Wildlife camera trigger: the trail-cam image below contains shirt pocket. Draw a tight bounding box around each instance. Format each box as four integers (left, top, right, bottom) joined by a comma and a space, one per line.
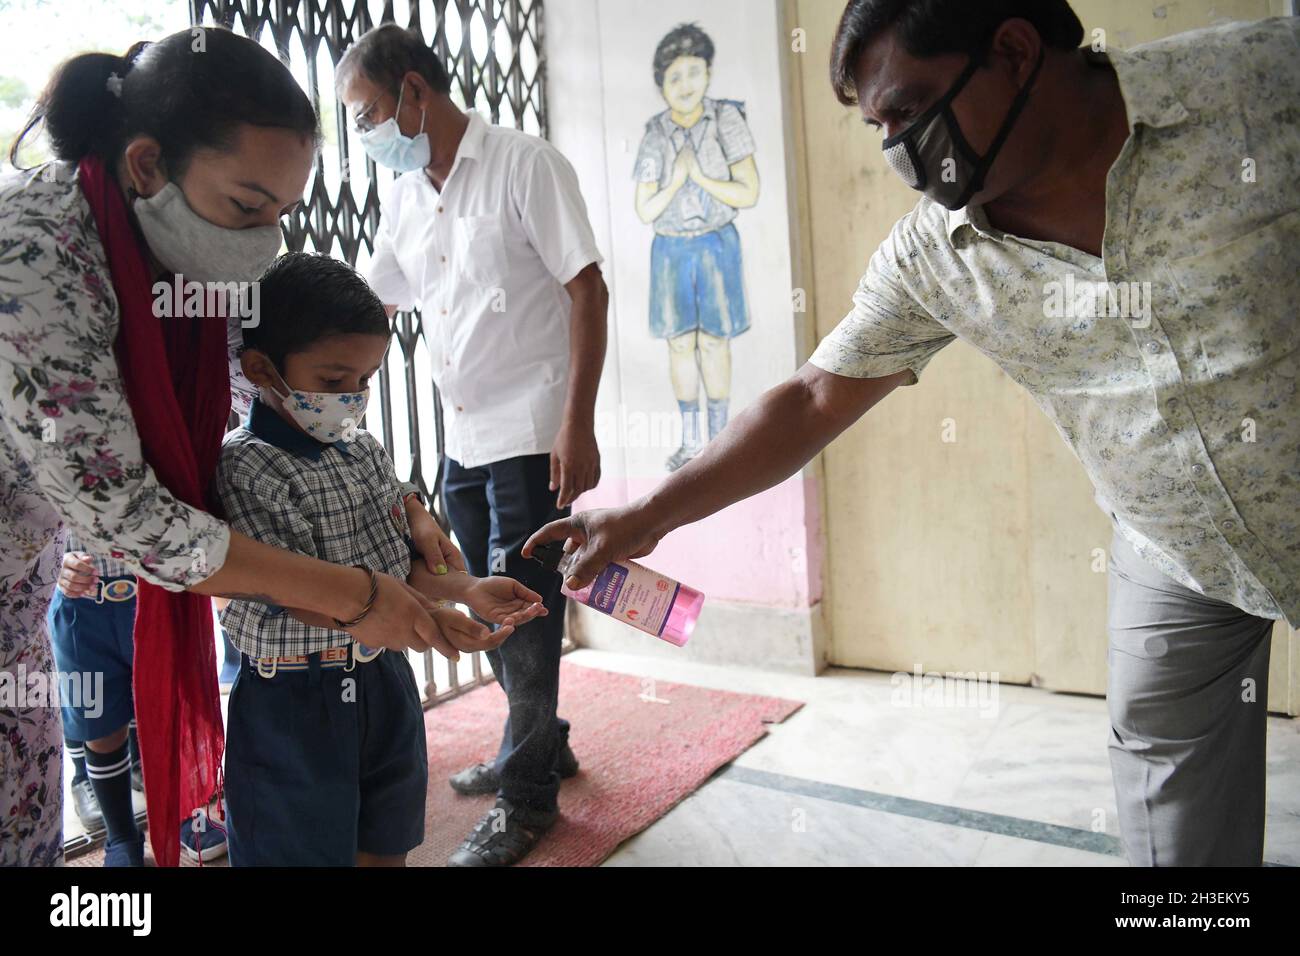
1164, 207, 1300, 380
453, 214, 508, 289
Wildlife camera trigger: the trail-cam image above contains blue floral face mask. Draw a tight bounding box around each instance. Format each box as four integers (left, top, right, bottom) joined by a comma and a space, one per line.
265, 368, 369, 443
359, 83, 430, 172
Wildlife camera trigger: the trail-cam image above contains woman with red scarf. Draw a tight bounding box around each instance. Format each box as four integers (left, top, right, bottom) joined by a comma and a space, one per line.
0, 27, 461, 867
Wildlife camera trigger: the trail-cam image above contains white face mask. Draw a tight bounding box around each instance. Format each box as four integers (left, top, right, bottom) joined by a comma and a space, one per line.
265, 369, 370, 444
133, 182, 283, 283
358, 84, 431, 172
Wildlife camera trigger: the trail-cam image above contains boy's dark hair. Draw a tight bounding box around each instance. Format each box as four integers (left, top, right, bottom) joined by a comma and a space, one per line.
11, 27, 319, 172
653, 23, 715, 87
337, 23, 452, 97
830, 0, 1086, 105
243, 253, 390, 369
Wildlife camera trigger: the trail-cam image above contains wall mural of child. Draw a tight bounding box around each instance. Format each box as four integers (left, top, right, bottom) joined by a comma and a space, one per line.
634, 22, 760, 472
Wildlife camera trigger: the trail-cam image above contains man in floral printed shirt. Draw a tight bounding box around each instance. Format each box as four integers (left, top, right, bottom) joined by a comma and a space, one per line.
526, 6, 1300, 866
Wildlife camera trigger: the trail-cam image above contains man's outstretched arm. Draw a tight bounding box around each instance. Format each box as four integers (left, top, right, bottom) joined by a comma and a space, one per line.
523, 362, 913, 589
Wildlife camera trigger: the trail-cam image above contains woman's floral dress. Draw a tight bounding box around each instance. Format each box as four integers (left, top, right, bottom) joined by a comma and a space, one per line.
0, 161, 232, 865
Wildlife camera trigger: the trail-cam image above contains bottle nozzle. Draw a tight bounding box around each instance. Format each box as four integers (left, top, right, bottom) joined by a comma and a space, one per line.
530, 540, 569, 574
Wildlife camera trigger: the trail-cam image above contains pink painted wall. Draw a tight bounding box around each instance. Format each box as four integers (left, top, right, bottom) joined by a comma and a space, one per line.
575, 474, 823, 609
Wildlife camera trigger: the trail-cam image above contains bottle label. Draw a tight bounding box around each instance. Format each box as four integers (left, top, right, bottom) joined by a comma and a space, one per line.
586, 562, 682, 637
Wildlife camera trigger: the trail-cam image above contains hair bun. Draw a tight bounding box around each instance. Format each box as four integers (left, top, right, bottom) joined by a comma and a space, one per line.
122, 40, 150, 72
34, 52, 128, 163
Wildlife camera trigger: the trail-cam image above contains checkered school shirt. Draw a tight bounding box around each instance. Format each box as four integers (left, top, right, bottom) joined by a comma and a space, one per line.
63, 533, 132, 580
216, 398, 416, 658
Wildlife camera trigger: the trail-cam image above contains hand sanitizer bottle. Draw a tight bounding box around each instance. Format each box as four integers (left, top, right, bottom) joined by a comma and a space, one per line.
530, 541, 704, 646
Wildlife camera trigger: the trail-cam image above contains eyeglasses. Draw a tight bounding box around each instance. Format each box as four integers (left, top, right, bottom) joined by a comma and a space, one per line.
352, 91, 387, 134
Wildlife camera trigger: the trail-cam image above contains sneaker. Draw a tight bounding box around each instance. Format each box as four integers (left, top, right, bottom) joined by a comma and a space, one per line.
103, 833, 145, 867
180, 814, 228, 863
665, 444, 702, 472
446, 797, 557, 867
70, 777, 104, 832
448, 743, 579, 796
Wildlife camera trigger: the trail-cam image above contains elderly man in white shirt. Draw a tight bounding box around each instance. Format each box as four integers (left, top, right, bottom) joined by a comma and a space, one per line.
525, 4, 1300, 867
338, 24, 608, 867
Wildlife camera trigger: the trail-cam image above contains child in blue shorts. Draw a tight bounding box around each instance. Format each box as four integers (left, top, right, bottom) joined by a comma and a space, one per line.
217, 253, 547, 866
46, 537, 143, 863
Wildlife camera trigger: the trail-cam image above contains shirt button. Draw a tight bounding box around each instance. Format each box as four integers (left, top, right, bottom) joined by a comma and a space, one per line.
1222, 520, 1237, 531
456, 405, 464, 412
441, 255, 447, 263
1191, 464, 1206, 476
1146, 341, 1161, 354
437, 206, 444, 213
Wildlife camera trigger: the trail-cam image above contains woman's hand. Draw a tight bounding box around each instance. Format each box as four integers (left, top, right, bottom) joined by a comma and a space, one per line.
57, 551, 99, 599
405, 496, 465, 575
464, 576, 548, 629
522, 505, 664, 591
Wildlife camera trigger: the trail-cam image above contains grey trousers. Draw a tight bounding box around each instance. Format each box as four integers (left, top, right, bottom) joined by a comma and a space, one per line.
1106, 530, 1275, 866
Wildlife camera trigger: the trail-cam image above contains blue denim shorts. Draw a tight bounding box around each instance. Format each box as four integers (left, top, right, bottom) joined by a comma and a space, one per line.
224, 648, 428, 865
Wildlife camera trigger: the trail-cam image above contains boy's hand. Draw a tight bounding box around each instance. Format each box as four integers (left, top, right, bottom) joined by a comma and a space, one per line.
432, 606, 514, 656
58, 551, 99, 598
464, 576, 548, 629
408, 560, 469, 604
349, 574, 460, 659
670, 147, 694, 188
683, 148, 704, 184
406, 498, 466, 575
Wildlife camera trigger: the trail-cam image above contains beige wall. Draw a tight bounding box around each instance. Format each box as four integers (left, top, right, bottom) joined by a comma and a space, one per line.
789, 0, 1298, 711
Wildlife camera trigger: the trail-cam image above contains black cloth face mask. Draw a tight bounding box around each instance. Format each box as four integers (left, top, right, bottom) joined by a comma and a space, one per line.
881, 50, 1045, 211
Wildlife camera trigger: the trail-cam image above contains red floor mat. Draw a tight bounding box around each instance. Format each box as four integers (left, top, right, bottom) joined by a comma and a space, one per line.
413, 659, 803, 867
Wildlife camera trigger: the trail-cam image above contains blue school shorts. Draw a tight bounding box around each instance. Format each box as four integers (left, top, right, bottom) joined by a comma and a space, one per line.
649, 222, 750, 340
224, 648, 428, 866
46, 578, 137, 741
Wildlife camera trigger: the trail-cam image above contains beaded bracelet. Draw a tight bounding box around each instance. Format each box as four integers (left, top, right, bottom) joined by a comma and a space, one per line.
333, 566, 379, 629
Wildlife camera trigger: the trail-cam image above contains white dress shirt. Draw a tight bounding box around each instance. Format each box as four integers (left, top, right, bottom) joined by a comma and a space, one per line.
366, 110, 603, 469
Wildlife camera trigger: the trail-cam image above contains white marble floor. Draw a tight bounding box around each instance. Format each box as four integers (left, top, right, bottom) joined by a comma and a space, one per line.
571, 649, 1300, 867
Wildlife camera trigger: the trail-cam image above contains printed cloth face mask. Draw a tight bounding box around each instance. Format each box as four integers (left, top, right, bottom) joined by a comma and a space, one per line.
133, 182, 282, 283
359, 83, 431, 172
881, 50, 1045, 211
265, 369, 370, 444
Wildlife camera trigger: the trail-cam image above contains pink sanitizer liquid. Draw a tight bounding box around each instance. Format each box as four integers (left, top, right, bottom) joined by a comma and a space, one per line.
531, 541, 704, 646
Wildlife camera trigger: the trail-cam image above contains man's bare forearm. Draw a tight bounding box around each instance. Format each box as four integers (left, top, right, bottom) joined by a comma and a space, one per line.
561, 265, 608, 426
639, 364, 910, 537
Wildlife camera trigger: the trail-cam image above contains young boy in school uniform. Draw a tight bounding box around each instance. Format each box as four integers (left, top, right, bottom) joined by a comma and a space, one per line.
217, 252, 547, 866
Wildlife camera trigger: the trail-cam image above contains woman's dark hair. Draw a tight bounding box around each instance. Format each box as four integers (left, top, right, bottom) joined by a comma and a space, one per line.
653, 23, 715, 87
336, 23, 451, 97
10, 26, 319, 172
243, 252, 390, 369
830, 0, 1086, 105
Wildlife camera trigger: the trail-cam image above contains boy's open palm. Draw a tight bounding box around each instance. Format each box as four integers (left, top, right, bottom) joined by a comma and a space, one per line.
432, 605, 513, 657
466, 576, 548, 628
